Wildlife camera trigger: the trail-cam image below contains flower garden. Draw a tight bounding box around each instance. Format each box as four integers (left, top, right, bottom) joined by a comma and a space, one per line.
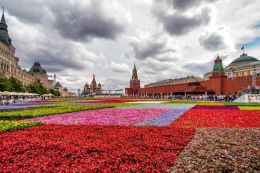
0, 98, 259, 172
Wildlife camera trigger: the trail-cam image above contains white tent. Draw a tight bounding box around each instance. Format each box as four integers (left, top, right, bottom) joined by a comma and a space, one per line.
0, 91, 39, 96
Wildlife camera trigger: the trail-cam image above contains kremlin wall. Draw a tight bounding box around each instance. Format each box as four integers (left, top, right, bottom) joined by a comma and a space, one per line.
125, 54, 260, 97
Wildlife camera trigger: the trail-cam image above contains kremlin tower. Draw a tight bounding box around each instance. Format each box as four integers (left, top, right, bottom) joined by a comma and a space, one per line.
125, 63, 140, 96
211, 55, 226, 78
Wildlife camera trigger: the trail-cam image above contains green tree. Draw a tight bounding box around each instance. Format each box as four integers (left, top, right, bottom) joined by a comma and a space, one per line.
8, 77, 26, 92
0, 76, 14, 91
27, 83, 49, 95
49, 89, 60, 96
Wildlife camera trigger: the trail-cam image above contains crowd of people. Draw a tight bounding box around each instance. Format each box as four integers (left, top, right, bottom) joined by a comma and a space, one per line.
0, 95, 48, 105
167, 94, 237, 102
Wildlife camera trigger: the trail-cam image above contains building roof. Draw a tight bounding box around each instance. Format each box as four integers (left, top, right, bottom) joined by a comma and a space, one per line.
229, 53, 259, 65
54, 81, 62, 88
0, 8, 10, 46
29, 61, 47, 74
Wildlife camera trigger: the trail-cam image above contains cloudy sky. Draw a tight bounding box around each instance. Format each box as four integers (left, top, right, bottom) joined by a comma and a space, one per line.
1, 0, 260, 92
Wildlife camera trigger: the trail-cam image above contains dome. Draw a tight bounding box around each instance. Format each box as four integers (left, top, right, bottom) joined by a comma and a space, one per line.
230, 53, 259, 64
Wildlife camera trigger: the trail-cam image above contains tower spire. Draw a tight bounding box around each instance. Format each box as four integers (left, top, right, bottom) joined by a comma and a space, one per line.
0, 6, 10, 46
131, 62, 139, 81
133, 61, 137, 71
1, 6, 6, 24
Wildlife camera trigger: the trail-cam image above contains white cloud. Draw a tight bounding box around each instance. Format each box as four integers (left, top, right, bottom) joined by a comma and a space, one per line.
0, 0, 259, 92
108, 61, 131, 73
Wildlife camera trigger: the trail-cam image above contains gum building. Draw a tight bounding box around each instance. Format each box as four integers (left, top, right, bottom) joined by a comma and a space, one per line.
0, 9, 53, 89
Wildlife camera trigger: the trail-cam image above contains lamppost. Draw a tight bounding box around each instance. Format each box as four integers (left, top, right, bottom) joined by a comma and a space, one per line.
252, 65, 256, 88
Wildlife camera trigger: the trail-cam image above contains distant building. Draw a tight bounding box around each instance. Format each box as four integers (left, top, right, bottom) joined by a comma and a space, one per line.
29, 61, 54, 89
54, 81, 75, 97
82, 74, 102, 95
125, 54, 260, 97
0, 8, 53, 89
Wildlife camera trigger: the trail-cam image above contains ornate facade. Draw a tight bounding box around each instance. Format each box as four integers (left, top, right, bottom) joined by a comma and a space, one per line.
0, 9, 53, 89
29, 62, 54, 89
82, 74, 102, 95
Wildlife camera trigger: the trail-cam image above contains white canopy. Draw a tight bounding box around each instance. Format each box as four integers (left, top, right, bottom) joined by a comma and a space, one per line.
0, 91, 39, 96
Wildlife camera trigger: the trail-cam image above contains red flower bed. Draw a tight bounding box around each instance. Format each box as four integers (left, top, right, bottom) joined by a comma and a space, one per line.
172, 109, 260, 128
0, 125, 194, 172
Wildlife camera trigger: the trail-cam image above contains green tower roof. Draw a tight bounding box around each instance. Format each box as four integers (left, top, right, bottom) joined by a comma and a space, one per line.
213, 56, 224, 72
213, 63, 224, 71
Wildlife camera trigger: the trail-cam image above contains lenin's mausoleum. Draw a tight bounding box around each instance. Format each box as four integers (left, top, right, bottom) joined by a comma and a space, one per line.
125, 54, 260, 97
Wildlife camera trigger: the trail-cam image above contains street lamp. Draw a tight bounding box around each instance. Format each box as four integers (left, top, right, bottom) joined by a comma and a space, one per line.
252, 65, 256, 88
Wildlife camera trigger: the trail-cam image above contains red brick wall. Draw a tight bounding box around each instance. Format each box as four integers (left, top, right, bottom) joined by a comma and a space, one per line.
126, 77, 260, 95
223, 77, 260, 94
138, 83, 189, 95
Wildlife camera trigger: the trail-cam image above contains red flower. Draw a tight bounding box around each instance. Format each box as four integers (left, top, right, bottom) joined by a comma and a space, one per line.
172, 109, 260, 128
0, 125, 195, 172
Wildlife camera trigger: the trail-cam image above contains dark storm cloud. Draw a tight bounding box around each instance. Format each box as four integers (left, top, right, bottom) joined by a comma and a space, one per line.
20, 45, 90, 73
169, 0, 202, 10
160, 7, 211, 36
50, 1, 125, 41
166, 0, 219, 11
1, 0, 125, 42
103, 78, 128, 90
199, 32, 227, 51
141, 59, 174, 74
182, 61, 213, 75
0, 0, 46, 24
11, 28, 97, 74
129, 35, 176, 61
131, 41, 172, 60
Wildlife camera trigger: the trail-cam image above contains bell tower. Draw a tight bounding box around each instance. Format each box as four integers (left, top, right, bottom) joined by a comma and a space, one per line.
129, 62, 140, 92
209, 55, 227, 95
